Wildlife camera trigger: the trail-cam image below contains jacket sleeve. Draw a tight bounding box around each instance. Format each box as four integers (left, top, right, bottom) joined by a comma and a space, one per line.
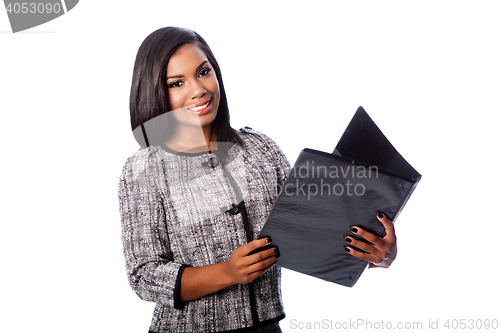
118, 154, 187, 309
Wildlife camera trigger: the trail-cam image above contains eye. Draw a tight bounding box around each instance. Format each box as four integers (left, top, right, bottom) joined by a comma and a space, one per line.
168, 80, 183, 88
198, 67, 212, 77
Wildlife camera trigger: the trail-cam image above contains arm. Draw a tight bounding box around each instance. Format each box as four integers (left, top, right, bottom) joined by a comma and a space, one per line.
179, 238, 278, 302
119, 159, 186, 308
344, 212, 398, 268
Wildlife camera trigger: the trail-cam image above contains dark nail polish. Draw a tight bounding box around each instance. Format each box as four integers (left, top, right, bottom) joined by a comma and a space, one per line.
266, 236, 272, 243
345, 247, 351, 253
351, 227, 358, 233
345, 237, 352, 243
274, 247, 280, 258
377, 212, 384, 218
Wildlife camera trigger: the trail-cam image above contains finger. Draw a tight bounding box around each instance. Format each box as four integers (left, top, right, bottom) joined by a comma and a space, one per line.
247, 246, 279, 265
345, 237, 391, 265
377, 212, 396, 241
247, 256, 278, 275
344, 236, 384, 258
236, 256, 277, 284
350, 212, 395, 245
240, 237, 272, 257
350, 226, 384, 248
245, 260, 277, 283
345, 246, 382, 264
238, 243, 276, 269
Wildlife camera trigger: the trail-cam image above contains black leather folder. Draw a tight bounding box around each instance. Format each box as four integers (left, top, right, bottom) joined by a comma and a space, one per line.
258, 106, 421, 287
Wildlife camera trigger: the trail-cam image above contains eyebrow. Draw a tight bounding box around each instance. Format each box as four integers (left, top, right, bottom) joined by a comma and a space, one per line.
166, 60, 208, 80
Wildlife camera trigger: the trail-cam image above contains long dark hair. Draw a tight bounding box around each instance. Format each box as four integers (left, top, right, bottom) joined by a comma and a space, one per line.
129, 27, 241, 146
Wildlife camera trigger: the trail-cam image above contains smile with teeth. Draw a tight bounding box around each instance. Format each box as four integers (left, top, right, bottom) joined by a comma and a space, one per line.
187, 99, 211, 112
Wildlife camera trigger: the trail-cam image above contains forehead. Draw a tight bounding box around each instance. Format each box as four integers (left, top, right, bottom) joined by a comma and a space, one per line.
167, 44, 209, 74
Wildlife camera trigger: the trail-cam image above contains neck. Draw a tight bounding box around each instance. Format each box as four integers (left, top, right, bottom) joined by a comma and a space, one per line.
203, 125, 216, 151
164, 124, 217, 153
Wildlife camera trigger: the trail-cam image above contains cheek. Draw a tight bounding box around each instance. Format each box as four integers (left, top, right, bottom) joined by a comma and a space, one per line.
168, 90, 185, 111
209, 77, 221, 106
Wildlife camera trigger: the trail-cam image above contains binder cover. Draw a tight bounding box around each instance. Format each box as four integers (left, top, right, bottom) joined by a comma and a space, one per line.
258, 107, 421, 287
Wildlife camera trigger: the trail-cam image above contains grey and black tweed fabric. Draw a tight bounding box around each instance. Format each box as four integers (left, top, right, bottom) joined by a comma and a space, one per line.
119, 127, 291, 333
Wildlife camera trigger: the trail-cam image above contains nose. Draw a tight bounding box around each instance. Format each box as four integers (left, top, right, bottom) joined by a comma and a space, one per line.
190, 78, 207, 100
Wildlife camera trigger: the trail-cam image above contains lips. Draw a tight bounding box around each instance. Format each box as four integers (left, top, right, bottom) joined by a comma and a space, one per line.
186, 98, 212, 115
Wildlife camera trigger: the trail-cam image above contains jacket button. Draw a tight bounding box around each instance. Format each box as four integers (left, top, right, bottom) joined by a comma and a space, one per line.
207, 156, 219, 168
228, 203, 240, 215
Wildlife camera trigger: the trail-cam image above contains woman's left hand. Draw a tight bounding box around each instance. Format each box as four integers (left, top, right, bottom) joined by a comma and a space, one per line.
344, 212, 397, 268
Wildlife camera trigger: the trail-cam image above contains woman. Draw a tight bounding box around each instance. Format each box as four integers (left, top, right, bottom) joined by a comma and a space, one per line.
119, 27, 397, 333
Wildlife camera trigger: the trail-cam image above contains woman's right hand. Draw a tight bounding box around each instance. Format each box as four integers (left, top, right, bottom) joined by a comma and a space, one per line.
223, 238, 279, 285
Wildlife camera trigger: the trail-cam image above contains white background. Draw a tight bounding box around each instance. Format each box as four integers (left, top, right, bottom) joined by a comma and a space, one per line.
1, 1, 499, 332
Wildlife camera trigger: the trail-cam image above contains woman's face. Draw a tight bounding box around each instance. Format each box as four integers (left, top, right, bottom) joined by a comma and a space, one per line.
166, 43, 220, 132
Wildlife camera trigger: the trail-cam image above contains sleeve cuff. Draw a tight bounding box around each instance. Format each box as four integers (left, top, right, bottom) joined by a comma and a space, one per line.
173, 264, 190, 309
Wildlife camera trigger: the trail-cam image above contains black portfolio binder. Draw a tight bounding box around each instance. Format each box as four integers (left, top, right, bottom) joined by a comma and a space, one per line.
259, 106, 421, 287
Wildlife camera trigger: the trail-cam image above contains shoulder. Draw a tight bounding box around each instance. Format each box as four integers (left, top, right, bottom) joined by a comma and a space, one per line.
237, 127, 290, 171
237, 126, 282, 151
120, 146, 164, 181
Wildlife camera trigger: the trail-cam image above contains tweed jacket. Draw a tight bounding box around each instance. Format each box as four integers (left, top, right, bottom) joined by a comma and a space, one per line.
118, 127, 291, 333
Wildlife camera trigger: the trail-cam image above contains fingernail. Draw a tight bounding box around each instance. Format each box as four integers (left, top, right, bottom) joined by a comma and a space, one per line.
345, 237, 352, 243
377, 212, 384, 218
274, 247, 281, 258
266, 237, 272, 243
345, 247, 351, 253
351, 227, 358, 233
